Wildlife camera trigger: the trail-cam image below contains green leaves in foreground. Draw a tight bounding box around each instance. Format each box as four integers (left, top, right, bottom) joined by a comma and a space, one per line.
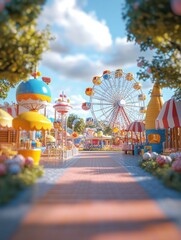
139, 159, 181, 192
0, 165, 44, 205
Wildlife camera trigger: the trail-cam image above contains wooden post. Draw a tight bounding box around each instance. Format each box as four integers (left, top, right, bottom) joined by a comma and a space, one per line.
179, 127, 181, 150
172, 128, 175, 149
170, 128, 173, 148
16, 130, 20, 148
175, 127, 178, 150
17, 104, 19, 115
44, 106, 47, 117
8, 130, 10, 143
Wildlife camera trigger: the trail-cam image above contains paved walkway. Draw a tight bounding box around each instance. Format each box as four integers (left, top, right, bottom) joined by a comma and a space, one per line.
1, 152, 181, 240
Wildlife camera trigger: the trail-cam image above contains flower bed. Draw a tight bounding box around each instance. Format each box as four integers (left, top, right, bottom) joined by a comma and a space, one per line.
0, 165, 44, 205
139, 151, 181, 192
0, 146, 44, 205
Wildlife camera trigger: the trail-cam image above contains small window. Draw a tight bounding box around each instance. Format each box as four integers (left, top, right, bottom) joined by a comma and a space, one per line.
148, 134, 160, 144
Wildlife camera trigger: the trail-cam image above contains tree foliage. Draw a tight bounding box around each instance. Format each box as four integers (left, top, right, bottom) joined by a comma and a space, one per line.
67, 114, 85, 134
67, 114, 79, 129
0, 0, 53, 99
123, 0, 181, 98
103, 126, 112, 136
74, 119, 85, 134
0, 80, 12, 99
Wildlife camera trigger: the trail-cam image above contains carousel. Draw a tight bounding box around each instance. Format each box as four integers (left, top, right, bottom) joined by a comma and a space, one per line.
12, 72, 52, 165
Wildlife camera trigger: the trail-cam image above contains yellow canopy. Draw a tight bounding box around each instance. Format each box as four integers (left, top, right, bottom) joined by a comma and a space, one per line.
12, 111, 52, 131
0, 109, 13, 128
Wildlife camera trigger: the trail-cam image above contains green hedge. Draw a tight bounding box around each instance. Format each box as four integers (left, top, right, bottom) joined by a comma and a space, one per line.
0, 165, 44, 205
139, 159, 181, 192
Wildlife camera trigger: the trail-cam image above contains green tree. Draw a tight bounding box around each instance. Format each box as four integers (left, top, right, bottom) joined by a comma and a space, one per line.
67, 114, 79, 129
0, 80, 12, 99
103, 126, 112, 136
74, 119, 85, 134
0, 0, 53, 99
123, 0, 181, 98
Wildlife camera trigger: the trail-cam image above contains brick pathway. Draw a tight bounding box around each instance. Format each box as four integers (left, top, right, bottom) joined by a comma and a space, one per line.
9, 152, 181, 239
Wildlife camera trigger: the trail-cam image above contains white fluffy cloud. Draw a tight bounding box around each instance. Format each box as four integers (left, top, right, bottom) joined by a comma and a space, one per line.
102, 37, 153, 69
40, 0, 112, 51
39, 0, 153, 84
41, 51, 103, 81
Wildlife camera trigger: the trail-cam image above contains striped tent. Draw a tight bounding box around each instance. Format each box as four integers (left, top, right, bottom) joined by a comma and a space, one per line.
125, 121, 145, 144
127, 121, 145, 132
155, 99, 181, 129
155, 98, 181, 151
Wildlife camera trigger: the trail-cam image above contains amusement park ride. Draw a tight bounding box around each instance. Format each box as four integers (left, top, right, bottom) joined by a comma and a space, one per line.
82, 69, 147, 152
82, 69, 146, 130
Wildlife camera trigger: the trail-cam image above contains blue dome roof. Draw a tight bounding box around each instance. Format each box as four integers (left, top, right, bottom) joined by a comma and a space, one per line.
16, 78, 51, 97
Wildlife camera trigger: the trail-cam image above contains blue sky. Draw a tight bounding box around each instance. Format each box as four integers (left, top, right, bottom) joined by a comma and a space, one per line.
0, 0, 174, 120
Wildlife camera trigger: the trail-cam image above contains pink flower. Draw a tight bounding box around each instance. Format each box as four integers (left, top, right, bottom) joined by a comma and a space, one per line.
0, 163, 7, 176
156, 155, 166, 166
172, 159, 181, 172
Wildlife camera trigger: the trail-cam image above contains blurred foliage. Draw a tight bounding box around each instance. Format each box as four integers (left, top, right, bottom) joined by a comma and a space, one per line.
67, 114, 85, 134
139, 159, 181, 192
0, 80, 13, 99
0, 165, 44, 205
172, 87, 181, 100
67, 114, 79, 129
123, 0, 181, 97
103, 126, 112, 136
0, 0, 53, 99
74, 118, 85, 134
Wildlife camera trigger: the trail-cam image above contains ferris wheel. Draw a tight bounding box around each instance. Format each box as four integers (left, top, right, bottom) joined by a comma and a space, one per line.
82, 69, 147, 130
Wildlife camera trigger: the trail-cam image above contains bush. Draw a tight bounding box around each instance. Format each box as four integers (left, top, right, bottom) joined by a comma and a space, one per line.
139, 158, 181, 192
0, 165, 44, 205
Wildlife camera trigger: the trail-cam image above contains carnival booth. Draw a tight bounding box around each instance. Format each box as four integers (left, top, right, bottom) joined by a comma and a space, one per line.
0, 109, 18, 145
156, 98, 181, 152
84, 128, 112, 150
13, 111, 52, 165
123, 121, 145, 155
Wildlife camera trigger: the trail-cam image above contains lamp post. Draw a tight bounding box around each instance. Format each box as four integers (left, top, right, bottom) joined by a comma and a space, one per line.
53, 92, 72, 161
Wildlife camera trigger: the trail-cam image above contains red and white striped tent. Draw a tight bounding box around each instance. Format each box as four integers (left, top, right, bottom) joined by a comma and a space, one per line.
127, 121, 145, 132
155, 98, 181, 151
155, 98, 181, 129
125, 121, 145, 144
